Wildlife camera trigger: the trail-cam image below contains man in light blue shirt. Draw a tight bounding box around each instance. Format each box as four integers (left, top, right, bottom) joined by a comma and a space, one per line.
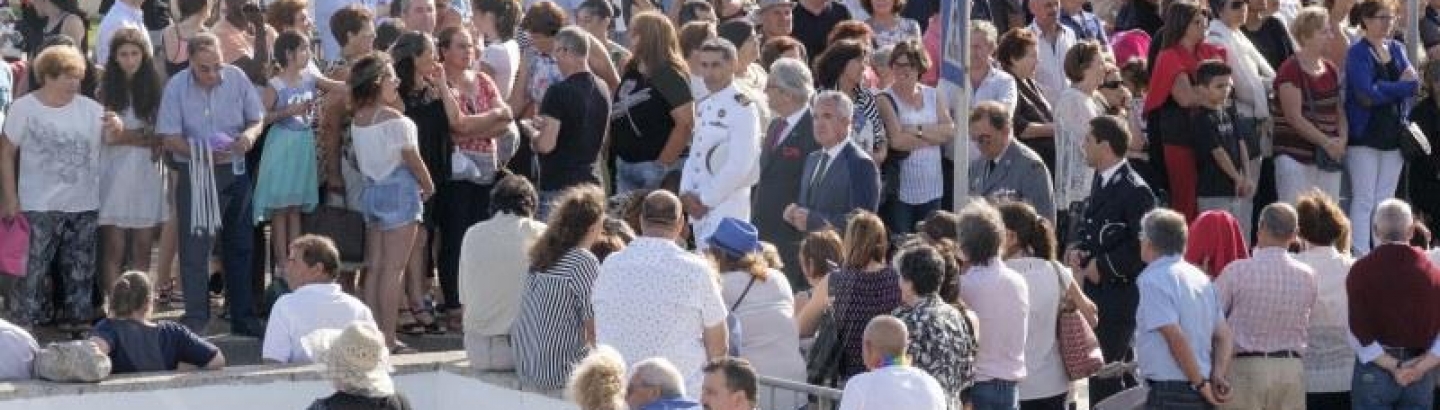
1133, 208, 1234, 408
155, 32, 266, 338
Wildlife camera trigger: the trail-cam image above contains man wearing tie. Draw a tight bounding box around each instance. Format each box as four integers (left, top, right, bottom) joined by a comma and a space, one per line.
753, 58, 819, 285
784, 90, 881, 234
680, 39, 762, 247
967, 101, 1056, 224
1066, 114, 1157, 404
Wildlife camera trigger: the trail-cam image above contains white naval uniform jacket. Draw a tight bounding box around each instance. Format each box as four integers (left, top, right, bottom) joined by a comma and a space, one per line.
680, 83, 762, 246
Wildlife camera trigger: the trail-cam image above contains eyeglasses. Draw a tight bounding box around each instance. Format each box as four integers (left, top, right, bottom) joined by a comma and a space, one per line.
891, 61, 915, 69
1101, 80, 1124, 89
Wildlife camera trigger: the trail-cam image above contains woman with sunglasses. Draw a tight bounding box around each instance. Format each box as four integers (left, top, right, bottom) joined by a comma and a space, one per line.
1143, 1, 1227, 222
1343, 0, 1418, 255
883, 40, 955, 235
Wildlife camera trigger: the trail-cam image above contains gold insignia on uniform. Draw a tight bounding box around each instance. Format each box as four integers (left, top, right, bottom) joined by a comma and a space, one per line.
719, 109, 726, 118
734, 93, 751, 105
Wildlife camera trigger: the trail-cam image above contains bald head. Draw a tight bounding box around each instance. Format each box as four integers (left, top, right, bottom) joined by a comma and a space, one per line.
862, 315, 909, 361
640, 190, 683, 238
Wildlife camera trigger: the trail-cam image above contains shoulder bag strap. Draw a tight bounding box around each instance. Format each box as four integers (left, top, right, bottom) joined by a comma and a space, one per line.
730, 275, 758, 312
1050, 260, 1075, 313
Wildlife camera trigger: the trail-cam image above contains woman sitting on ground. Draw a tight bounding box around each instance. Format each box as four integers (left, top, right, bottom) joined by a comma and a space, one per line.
89, 271, 225, 374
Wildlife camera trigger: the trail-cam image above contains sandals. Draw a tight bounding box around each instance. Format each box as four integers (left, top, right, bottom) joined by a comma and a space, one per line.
391, 342, 418, 355
399, 308, 442, 335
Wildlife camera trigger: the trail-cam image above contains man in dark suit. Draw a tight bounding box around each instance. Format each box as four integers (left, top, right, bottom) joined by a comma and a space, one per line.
785, 90, 881, 235
753, 58, 820, 287
1067, 115, 1157, 404
967, 101, 1056, 224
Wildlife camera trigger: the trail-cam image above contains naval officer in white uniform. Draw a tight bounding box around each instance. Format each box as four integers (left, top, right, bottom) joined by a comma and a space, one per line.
680, 38, 762, 247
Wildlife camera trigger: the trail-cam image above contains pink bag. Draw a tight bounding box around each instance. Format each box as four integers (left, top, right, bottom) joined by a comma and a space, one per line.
0, 215, 30, 277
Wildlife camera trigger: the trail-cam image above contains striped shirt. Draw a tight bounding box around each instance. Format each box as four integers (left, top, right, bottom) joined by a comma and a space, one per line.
1215, 247, 1319, 353
1272, 58, 1341, 163
511, 248, 600, 389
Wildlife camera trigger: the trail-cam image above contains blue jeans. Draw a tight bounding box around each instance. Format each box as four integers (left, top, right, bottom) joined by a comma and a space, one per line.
969, 379, 1019, 410
1352, 351, 1438, 410
1144, 380, 1213, 409
174, 162, 258, 333
614, 159, 669, 195
886, 199, 941, 234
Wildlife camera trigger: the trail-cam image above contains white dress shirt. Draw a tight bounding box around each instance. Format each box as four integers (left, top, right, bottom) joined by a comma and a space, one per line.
262, 283, 376, 364
460, 212, 547, 336
1030, 22, 1079, 106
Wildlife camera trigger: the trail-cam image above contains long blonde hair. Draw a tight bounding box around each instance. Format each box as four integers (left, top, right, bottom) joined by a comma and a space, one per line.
626, 11, 689, 76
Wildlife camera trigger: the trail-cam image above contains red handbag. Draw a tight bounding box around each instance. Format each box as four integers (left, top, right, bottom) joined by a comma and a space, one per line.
1051, 261, 1104, 381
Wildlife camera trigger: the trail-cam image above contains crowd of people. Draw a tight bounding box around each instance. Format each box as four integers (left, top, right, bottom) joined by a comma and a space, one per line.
1, 0, 1440, 408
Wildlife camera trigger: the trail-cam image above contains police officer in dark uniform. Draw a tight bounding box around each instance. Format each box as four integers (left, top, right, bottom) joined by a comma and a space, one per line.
1066, 115, 1156, 404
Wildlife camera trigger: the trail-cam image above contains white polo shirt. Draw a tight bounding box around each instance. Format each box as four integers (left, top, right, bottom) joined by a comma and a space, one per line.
262, 283, 376, 364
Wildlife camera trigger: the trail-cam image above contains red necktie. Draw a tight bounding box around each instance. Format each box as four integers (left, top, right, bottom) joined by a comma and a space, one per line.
764, 118, 789, 149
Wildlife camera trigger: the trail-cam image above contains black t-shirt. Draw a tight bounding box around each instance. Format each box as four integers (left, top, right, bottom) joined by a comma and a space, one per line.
609, 64, 692, 163
539, 72, 610, 191
792, 1, 851, 63
307, 392, 413, 410
1193, 107, 1245, 198
1241, 17, 1296, 70
404, 88, 454, 190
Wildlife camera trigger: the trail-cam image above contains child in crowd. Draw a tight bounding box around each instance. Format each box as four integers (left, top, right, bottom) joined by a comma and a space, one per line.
1192, 60, 1253, 235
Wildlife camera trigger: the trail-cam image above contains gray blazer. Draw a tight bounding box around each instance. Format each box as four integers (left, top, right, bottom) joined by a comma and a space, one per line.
797, 141, 881, 232
752, 110, 819, 285
968, 140, 1057, 223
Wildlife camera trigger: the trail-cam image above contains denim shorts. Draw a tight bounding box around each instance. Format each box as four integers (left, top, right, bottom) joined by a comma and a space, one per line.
361, 167, 423, 231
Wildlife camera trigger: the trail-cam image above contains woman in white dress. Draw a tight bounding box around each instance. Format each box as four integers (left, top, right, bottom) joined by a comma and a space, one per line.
1292, 191, 1356, 408
1053, 41, 1108, 214
997, 201, 1098, 410
709, 218, 806, 409
97, 27, 169, 294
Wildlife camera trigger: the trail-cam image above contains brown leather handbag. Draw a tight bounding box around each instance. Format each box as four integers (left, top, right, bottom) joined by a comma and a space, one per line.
1051, 261, 1104, 381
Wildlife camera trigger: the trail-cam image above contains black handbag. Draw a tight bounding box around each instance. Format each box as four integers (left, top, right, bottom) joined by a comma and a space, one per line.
302, 193, 366, 262
805, 278, 849, 387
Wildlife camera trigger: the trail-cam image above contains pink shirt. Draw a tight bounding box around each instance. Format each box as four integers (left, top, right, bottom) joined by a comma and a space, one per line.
958, 259, 1030, 381
1215, 247, 1319, 353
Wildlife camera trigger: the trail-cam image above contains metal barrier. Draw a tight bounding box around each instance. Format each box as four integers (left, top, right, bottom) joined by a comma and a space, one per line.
755, 375, 844, 410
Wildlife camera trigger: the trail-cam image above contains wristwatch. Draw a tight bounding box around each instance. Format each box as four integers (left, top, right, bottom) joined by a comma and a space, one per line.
1191, 379, 1210, 392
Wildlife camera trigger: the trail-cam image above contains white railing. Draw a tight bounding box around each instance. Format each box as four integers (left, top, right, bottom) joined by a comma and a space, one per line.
755, 375, 843, 410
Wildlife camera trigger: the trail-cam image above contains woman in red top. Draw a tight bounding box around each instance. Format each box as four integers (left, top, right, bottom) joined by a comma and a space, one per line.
1143, 2, 1226, 222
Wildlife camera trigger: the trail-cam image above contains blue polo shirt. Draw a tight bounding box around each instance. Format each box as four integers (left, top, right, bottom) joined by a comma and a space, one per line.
1135, 255, 1223, 382
155, 64, 264, 163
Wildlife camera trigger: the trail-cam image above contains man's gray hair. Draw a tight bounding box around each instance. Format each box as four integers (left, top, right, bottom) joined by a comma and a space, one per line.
956, 200, 1004, 265
187, 31, 221, 59
768, 57, 815, 101
698, 38, 738, 62
629, 357, 686, 398
1373, 198, 1415, 243
813, 90, 855, 123
971, 19, 998, 46
1258, 203, 1299, 238
555, 26, 591, 58
1141, 208, 1188, 256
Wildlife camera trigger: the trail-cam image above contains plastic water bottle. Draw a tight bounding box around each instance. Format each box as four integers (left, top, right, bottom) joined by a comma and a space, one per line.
232, 156, 246, 175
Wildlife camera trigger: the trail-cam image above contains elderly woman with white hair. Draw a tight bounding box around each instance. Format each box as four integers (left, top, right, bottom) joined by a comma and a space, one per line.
566, 346, 627, 410
309, 322, 412, 410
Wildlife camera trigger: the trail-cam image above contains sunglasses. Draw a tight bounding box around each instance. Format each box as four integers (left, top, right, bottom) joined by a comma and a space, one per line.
1101, 80, 1124, 89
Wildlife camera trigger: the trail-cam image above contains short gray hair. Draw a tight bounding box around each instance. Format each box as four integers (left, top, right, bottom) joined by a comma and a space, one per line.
768, 57, 815, 101
813, 90, 855, 123
188, 31, 221, 59
1258, 203, 1298, 238
1141, 208, 1188, 256
698, 38, 738, 61
555, 26, 591, 58
1374, 198, 1415, 243
629, 357, 685, 398
971, 19, 998, 46
956, 200, 1004, 265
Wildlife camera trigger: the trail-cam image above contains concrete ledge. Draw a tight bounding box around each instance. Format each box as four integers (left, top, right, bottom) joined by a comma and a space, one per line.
0, 350, 556, 402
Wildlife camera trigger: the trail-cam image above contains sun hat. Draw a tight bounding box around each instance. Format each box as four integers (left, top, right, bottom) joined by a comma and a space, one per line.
708, 217, 762, 258
318, 322, 394, 397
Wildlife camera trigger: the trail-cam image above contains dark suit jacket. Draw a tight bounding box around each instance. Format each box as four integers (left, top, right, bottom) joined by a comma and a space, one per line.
968, 141, 1057, 224
753, 110, 820, 283
1074, 161, 1156, 284
798, 141, 880, 232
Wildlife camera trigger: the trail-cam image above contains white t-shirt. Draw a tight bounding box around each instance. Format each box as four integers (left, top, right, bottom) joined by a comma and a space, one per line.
838, 365, 947, 410
482, 40, 522, 99
592, 237, 728, 396
1007, 257, 1075, 400
350, 116, 419, 180
0, 319, 36, 380
262, 283, 377, 364
2, 94, 106, 212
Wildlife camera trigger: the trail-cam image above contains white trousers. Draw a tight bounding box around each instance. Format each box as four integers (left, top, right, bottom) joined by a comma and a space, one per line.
1274, 155, 1343, 204
1345, 147, 1403, 255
